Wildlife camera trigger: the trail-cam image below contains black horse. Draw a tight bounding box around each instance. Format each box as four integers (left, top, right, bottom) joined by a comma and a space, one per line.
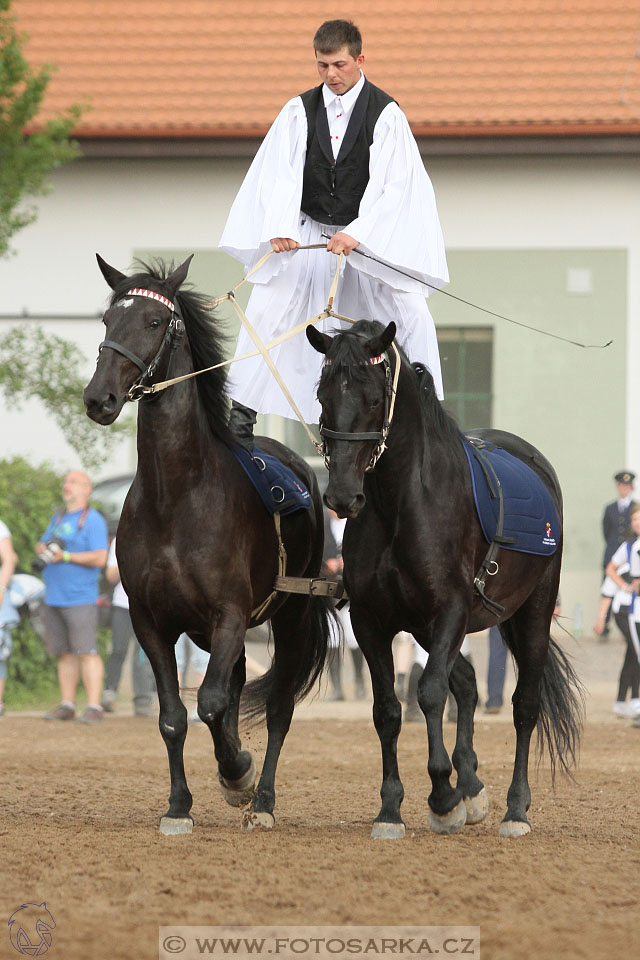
307, 318, 583, 838
84, 255, 332, 834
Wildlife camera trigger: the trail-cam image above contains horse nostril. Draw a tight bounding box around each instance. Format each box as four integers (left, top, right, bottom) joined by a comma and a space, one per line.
347, 494, 366, 517
323, 492, 336, 511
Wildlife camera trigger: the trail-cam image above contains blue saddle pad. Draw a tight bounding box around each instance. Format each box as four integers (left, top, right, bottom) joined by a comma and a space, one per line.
232, 445, 312, 517
462, 438, 559, 556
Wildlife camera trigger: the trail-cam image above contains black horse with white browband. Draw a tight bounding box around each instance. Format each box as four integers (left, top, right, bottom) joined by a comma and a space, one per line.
307, 318, 583, 839
84, 254, 333, 835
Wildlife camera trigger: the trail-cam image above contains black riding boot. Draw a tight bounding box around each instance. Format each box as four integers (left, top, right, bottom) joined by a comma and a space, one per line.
404, 662, 423, 722
228, 400, 257, 450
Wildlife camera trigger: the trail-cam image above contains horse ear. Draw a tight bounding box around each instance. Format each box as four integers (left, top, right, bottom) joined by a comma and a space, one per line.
306, 325, 333, 355
365, 321, 397, 358
165, 255, 194, 298
96, 253, 126, 290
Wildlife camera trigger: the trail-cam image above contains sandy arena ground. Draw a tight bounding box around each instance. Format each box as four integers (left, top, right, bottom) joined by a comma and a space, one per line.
1, 631, 639, 960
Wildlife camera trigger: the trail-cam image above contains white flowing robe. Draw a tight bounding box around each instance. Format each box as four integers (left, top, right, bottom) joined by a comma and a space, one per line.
219, 91, 449, 422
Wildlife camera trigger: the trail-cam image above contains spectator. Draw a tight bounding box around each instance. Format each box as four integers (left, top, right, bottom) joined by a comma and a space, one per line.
0, 519, 19, 716
600, 470, 636, 638
101, 536, 156, 717
484, 624, 506, 714
323, 509, 366, 701
595, 503, 640, 718
37, 471, 108, 724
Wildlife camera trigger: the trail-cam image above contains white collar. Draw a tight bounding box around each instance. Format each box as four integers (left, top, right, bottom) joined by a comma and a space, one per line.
322, 71, 365, 113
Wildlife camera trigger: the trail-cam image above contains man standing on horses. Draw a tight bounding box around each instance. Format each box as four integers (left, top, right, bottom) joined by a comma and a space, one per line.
220, 19, 448, 447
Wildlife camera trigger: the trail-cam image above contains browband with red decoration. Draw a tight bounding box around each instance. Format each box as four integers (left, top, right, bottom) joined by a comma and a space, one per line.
126, 288, 175, 312
324, 354, 385, 366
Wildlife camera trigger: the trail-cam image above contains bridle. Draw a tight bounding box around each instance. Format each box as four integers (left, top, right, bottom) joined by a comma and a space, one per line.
98, 288, 185, 402
319, 342, 401, 472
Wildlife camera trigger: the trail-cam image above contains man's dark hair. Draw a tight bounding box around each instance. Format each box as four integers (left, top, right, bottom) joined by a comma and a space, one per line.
313, 20, 362, 59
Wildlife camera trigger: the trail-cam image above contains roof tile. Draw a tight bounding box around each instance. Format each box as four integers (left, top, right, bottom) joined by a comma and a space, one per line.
12, 0, 640, 138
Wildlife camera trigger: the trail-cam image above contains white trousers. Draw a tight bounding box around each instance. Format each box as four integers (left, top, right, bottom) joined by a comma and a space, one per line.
227, 217, 443, 422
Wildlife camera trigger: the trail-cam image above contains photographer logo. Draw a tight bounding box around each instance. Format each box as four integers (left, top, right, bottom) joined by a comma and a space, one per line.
8, 903, 56, 956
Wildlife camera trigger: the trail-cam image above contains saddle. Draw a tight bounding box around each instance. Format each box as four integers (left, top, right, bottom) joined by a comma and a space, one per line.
462, 436, 560, 615
231, 444, 311, 517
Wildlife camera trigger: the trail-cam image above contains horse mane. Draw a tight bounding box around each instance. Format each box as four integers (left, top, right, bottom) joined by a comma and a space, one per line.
109, 260, 232, 443
322, 320, 463, 444
410, 361, 463, 444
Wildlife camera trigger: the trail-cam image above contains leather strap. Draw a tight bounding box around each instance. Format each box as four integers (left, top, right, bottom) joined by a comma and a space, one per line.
274, 575, 347, 599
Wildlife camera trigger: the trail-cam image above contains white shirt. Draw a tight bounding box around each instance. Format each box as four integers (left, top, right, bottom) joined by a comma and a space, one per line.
329, 515, 347, 551
107, 537, 128, 609
608, 538, 640, 616
219, 83, 448, 295
322, 72, 366, 159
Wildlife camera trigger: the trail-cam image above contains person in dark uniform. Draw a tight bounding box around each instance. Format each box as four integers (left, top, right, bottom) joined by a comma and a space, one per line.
600, 471, 636, 638
322, 509, 366, 701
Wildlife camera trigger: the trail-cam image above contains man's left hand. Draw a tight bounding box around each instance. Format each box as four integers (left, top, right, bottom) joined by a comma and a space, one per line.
326, 233, 360, 256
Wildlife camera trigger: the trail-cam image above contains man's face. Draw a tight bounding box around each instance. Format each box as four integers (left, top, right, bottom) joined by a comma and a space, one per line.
63, 471, 91, 507
617, 481, 633, 499
315, 45, 364, 96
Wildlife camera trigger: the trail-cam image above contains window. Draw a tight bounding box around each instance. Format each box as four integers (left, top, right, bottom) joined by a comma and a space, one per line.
437, 327, 493, 430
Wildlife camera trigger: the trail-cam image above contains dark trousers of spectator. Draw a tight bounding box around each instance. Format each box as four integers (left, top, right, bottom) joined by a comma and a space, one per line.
104, 606, 156, 708
486, 624, 507, 708
613, 610, 640, 701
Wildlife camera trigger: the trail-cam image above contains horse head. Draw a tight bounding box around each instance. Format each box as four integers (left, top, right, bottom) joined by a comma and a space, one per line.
83, 254, 194, 424
307, 319, 397, 518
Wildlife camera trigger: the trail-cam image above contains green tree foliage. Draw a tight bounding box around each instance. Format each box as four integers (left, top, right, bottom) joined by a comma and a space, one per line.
0, 456, 62, 704
0, 457, 110, 707
0, 324, 133, 471
0, 0, 83, 258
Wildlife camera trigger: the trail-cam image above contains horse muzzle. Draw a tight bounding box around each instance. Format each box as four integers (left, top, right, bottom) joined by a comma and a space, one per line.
83, 383, 122, 425
323, 486, 366, 519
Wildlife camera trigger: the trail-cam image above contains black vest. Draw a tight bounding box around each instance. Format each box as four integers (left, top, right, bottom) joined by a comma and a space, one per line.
299, 80, 394, 226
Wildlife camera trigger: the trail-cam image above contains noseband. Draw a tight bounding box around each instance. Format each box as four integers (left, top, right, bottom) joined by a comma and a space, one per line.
319, 342, 401, 472
98, 288, 185, 401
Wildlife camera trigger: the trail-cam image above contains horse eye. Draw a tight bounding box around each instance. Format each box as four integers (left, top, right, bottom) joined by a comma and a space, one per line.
149, 318, 161, 328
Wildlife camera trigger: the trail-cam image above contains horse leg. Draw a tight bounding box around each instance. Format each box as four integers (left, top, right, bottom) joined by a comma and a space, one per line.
195, 614, 256, 808
215, 652, 257, 808
242, 597, 312, 831
131, 617, 193, 833
448, 653, 489, 824
418, 617, 469, 835
498, 599, 551, 838
350, 611, 405, 839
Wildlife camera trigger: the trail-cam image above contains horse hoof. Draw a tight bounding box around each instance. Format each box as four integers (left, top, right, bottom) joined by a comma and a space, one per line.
429, 799, 467, 835
499, 819, 531, 838
219, 757, 257, 808
371, 821, 406, 840
159, 816, 193, 836
464, 787, 490, 825
242, 809, 275, 831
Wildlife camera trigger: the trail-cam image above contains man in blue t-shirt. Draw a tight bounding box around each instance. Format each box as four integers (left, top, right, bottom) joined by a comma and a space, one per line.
36, 470, 108, 724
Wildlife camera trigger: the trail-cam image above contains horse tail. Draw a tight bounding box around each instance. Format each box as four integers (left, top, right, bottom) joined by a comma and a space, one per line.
241, 594, 336, 724
536, 636, 585, 780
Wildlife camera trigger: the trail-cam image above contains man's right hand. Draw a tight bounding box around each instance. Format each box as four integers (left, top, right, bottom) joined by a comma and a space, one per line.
270, 238, 299, 253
